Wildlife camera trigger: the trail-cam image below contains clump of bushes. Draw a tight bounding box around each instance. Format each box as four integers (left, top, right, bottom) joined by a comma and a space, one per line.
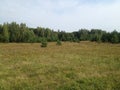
76, 39, 80, 43
73, 39, 80, 43
41, 38, 47, 47
56, 40, 62, 46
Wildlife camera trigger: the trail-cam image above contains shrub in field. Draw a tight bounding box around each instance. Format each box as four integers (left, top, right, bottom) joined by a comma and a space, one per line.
73, 39, 80, 43
56, 40, 62, 46
41, 39, 47, 47
76, 39, 80, 43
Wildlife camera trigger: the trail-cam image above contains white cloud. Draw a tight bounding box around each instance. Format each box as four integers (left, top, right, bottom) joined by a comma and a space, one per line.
0, 0, 120, 32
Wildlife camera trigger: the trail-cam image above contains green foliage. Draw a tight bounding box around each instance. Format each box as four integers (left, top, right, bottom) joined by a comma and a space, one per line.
119, 33, 120, 43
101, 33, 110, 42
41, 38, 47, 47
56, 40, 62, 45
90, 29, 105, 42
79, 29, 89, 41
0, 22, 120, 43
9, 22, 20, 42
111, 30, 119, 43
2, 23, 9, 42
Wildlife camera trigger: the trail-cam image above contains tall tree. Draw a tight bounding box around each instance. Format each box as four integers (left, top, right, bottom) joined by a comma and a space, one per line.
0, 25, 3, 42
2, 23, 9, 42
9, 22, 20, 42
79, 29, 89, 41
111, 30, 119, 43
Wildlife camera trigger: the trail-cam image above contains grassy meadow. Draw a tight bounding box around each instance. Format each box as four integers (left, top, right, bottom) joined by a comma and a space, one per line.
0, 41, 120, 90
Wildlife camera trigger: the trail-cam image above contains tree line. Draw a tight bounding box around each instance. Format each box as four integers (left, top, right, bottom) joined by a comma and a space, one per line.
0, 22, 120, 43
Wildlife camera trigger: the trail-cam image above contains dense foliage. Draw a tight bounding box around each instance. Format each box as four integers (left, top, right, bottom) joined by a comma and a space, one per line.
0, 22, 120, 43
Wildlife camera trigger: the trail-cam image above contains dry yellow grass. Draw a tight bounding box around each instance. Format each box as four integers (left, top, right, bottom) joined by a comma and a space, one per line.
0, 41, 120, 90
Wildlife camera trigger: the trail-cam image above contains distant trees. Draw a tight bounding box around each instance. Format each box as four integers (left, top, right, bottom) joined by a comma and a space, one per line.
2, 23, 9, 42
0, 22, 119, 44
89, 29, 106, 42
9, 22, 20, 42
0, 25, 2, 41
33, 27, 58, 42
79, 29, 89, 41
101, 30, 120, 43
119, 33, 120, 43
110, 30, 119, 43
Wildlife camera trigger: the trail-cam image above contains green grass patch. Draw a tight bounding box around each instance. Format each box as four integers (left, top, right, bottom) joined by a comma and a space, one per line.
0, 42, 120, 90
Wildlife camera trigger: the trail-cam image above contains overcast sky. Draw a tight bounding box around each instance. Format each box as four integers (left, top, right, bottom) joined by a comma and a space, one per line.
0, 0, 120, 32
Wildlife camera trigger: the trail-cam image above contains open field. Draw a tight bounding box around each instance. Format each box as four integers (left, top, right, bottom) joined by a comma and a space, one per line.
0, 41, 120, 90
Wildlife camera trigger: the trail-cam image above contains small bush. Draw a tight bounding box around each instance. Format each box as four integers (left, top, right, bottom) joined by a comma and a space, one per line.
76, 39, 80, 43
73, 39, 80, 43
56, 40, 62, 46
41, 39, 47, 47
